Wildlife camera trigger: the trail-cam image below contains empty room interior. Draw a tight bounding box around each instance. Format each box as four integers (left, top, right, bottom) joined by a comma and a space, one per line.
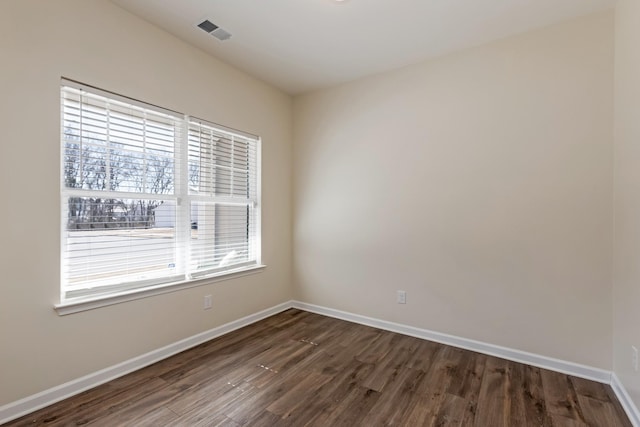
1, 0, 640, 425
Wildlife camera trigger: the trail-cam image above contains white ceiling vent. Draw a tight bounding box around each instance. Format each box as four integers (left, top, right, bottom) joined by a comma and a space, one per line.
197, 19, 232, 41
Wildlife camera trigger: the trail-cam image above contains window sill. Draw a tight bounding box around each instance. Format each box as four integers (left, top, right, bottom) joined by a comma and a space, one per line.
54, 264, 266, 316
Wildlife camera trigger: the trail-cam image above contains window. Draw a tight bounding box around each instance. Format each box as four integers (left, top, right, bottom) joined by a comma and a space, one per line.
60, 80, 261, 304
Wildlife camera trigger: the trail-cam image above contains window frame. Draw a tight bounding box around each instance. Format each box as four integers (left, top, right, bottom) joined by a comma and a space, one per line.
56, 79, 263, 315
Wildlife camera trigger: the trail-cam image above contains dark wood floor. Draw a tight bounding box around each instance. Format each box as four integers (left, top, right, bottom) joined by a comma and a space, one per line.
5, 309, 632, 426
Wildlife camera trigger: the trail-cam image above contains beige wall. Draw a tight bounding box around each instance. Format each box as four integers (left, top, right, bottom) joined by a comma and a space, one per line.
293, 12, 614, 369
0, 0, 292, 406
0, 0, 628, 413
613, 0, 640, 409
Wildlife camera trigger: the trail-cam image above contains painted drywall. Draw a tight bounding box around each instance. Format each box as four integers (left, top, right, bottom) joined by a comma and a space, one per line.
613, 0, 640, 409
0, 0, 292, 406
293, 12, 614, 369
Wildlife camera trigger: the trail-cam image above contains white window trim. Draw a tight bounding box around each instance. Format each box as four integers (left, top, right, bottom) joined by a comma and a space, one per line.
54, 264, 266, 315
57, 79, 263, 314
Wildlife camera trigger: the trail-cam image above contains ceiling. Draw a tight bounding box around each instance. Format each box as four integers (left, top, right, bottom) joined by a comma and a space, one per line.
111, 0, 617, 95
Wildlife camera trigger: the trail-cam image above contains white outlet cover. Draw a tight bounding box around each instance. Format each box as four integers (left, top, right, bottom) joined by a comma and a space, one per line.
204, 295, 212, 310
397, 290, 406, 304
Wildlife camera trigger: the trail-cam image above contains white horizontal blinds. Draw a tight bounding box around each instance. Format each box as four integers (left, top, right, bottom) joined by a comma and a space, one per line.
62, 87, 178, 195
187, 120, 259, 277
61, 84, 183, 299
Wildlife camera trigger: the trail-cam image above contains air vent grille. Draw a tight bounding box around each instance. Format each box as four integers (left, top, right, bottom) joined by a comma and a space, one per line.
197, 19, 231, 42
197, 20, 218, 33
211, 28, 231, 41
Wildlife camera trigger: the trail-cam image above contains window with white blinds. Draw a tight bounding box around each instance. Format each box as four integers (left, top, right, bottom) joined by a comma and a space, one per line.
187, 120, 259, 278
60, 80, 261, 303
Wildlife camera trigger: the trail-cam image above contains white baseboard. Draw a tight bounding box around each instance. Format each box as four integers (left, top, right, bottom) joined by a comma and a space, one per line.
3, 299, 639, 426
291, 301, 612, 383
0, 301, 292, 425
611, 373, 640, 427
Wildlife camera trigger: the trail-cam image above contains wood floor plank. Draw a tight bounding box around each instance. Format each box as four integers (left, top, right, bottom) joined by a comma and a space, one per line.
519, 364, 553, 426
446, 349, 483, 398
459, 353, 488, 426
503, 361, 554, 427
507, 361, 528, 425
360, 366, 426, 425
92, 406, 179, 427
354, 330, 396, 365
313, 342, 363, 376
254, 338, 317, 372
266, 371, 334, 421
83, 364, 216, 426
360, 334, 419, 392
284, 357, 376, 425
474, 356, 511, 427
570, 375, 611, 402
306, 385, 381, 426
169, 401, 243, 427
404, 346, 464, 425
223, 348, 332, 424
540, 368, 585, 422
243, 410, 289, 427
293, 315, 350, 346
4, 309, 632, 427
187, 380, 262, 424
35, 377, 169, 427
549, 414, 589, 427
406, 337, 441, 372
577, 395, 633, 427
433, 392, 468, 426
11, 363, 171, 426
164, 369, 245, 416
334, 322, 380, 348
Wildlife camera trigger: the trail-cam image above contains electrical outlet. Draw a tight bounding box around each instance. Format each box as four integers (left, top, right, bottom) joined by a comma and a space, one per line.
203, 295, 212, 310
633, 346, 638, 372
397, 290, 407, 304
